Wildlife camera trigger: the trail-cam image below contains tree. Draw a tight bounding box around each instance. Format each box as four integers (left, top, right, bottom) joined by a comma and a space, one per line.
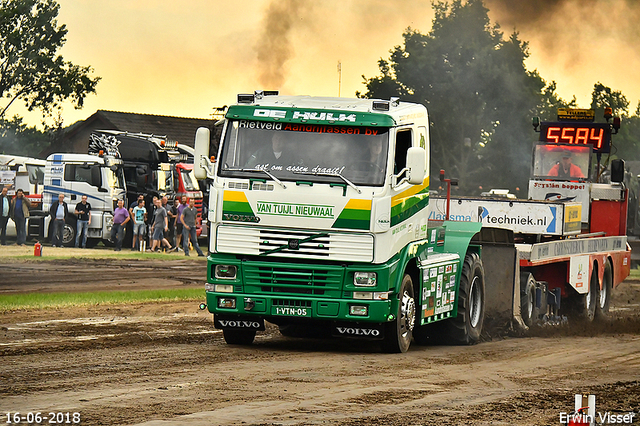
359, 0, 569, 194
590, 84, 640, 165
0, 0, 100, 120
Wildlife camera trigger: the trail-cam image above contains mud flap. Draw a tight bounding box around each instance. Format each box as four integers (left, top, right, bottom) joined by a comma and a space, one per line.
332, 323, 385, 339
214, 315, 265, 331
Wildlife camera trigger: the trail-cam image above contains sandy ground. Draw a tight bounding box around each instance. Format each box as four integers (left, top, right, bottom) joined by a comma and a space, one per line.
0, 255, 639, 426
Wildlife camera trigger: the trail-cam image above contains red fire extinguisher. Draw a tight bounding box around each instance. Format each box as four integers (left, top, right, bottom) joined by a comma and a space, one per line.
34, 241, 42, 257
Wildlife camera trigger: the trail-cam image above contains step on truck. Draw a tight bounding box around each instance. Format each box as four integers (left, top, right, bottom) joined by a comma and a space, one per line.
193, 94, 630, 352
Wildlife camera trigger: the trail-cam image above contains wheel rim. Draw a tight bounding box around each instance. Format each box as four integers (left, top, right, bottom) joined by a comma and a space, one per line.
526, 286, 535, 319
469, 275, 482, 328
63, 224, 75, 245
400, 290, 416, 336
599, 270, 610, 309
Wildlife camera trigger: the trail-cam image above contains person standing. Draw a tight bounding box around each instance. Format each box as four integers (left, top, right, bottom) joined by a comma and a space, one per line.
131, 199, 147, 251
111, 198, 130, 251
0, 187, 10, 245
180, 198, 205, 257
162, 196, 176, 247
49, 193, 68, 247
129, 194, 144, 249
175, 196, 187, 251
150, 198, 176, 252
74, 195, 91, 248
11, 189, 32, 245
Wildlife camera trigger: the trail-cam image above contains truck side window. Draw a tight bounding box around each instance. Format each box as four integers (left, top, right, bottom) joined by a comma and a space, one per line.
394, 130, 412, 175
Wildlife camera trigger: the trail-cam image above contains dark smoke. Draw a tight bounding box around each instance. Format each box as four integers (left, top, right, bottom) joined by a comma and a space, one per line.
255, 0, 313, 89
485, 0, 640, 65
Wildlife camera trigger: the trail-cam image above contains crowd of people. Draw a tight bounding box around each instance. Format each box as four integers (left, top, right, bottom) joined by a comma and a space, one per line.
106, 194, 205, 256
0, 189, 205, 257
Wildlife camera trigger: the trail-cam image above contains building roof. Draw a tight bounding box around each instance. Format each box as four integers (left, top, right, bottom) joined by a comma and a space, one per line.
82, 110, 214, 146
41, 110, 217, 158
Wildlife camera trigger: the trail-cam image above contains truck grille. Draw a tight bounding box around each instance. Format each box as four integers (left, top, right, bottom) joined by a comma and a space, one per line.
243, 264, 343, 297
216, 225, 373, 262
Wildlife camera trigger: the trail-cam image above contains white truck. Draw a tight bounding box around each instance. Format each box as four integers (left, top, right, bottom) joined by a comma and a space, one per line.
31, 153, 126, 246
192, 94, 630, 352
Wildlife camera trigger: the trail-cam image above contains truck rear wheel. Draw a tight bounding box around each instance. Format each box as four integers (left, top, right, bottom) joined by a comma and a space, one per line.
448, 252, 485, 345
572, 268, 597, 322
223, 329, 256, 345
596, 260, 612, 319
382, 274, 416, 353
520, 272, 539, 327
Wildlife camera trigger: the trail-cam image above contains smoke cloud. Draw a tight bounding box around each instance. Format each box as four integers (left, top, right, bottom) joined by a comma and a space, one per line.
255, 0, 313, 89
485, 0, 640, 105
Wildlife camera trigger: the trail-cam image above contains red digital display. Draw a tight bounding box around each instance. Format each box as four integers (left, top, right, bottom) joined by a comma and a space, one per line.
539, 122, 611, 153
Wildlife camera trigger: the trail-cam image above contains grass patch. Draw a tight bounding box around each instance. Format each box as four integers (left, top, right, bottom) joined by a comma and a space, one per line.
630, 267, 640, 278
0, 288, 204, 311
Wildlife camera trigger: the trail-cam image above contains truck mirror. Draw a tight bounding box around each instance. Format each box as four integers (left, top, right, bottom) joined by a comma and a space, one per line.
406, 147, 426, 185
194, 127, 211, 180
611, 159, 625, 183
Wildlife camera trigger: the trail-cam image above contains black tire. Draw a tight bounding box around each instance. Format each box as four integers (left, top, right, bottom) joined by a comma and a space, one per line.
382, 274, 416, 353
520, 272, 539, 327
596, 260, 612, 319
447, 252, 485, 345
223, 329, 256, 345
572, 267, 597, 322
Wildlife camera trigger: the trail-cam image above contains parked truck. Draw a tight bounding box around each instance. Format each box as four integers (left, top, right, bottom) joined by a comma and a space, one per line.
89, 130, 205, 238
193, 93, 630, 352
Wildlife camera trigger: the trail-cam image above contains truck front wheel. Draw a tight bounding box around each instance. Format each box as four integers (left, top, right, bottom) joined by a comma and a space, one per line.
223, 329, 256, 345
382, 274, 416, 353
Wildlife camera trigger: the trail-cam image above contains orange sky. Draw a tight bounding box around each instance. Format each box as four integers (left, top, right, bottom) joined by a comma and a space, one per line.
13, 0, 640, 131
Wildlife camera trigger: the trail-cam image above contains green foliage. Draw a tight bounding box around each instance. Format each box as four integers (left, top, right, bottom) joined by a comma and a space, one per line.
359, 0, 572, 194
0, 0, 100, 120
0, 115, 53, 156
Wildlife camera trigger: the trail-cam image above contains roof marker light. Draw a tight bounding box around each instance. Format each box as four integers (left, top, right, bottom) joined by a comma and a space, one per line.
372, 101, 390, 111
237, 94, 255, 104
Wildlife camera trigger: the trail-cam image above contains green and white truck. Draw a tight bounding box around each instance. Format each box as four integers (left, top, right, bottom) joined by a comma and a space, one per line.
193, 94, 630, 353
193, 93, 487, 352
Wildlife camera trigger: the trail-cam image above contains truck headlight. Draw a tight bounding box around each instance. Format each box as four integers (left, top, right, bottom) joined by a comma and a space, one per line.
354, 272, 377, 287
215, 265, 237, 279
349, 305, 368, 316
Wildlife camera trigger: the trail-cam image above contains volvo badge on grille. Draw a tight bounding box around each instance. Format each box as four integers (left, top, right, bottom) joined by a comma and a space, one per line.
288, 239, 300, 250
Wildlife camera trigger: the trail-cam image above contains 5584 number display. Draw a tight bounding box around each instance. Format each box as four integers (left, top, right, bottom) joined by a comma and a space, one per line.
539, 122, 611, 153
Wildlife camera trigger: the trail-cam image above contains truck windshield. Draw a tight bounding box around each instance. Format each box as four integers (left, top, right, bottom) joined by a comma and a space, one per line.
180, 169, 199, 191
531, 144, 591, 181
218, 120, 389, 186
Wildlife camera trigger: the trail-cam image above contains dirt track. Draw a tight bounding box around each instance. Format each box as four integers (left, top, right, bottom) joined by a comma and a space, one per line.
1, 257, 639, 426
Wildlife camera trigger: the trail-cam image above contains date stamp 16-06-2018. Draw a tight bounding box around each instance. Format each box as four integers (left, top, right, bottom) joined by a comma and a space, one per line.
5, 412, 81, 424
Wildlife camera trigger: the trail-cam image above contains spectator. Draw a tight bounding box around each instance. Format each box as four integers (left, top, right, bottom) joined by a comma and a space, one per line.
0, 187, 10, 245
150, 198, 176, 252
162, 196, 176, 247
74, 194, 91, 248
131, 199, 147, 251
49, 193, 68, 247
10, 188, 31, 246
129, 194, 144, 249
175, 195, 187, 251
180, 197, 205, 257
111, 199, 130, 251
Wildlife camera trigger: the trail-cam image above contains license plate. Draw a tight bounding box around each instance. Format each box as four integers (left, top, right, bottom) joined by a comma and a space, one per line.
271, 306, 311, 317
